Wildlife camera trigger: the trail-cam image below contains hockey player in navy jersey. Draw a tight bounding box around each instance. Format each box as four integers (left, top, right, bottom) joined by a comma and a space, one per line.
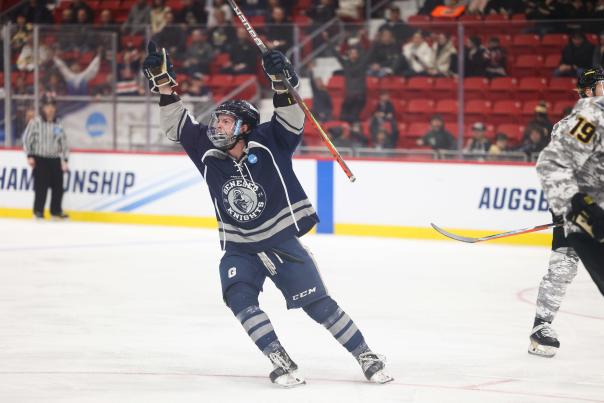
143, 42, 392, 387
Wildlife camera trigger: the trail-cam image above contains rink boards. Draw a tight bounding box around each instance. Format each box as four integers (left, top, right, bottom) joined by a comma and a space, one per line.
0, 149, 552, 246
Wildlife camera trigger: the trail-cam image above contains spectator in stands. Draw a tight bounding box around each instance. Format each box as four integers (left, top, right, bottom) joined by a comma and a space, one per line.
306, 0, 337, 52
68, 0, 93, 24
370, 94, 397, 146
464, 121, 491, 153
151, 0, 171, 35
484, 0, 524, 16
330, 124, 355, 148
265, 6, 293, 54
597, 0, 604, 19
368, 28, 400, 77
416, 114, 455, 150
44, 72, 67, 96
378, 5, 413, 46
153, 11, 186, 54
97, 10, 121, 50
222, 27, 258, 74
207, 0, 233, 28
524, 101, 553, 142
418, 0, 444, 15
16, 34, 50, 72
117, 41, 142, 94
307, 0, 337, 27
336, 0, 363, 21
324, 31, 374, 123
526, 0, 555, 20
593, 30, 604, 68
488, 132, 510, 155
19, 0, 53, 24
240, 0, 268, 15
555, 31, 595, 77
52, 48, 101, 95
309, 71, 333, 122
373, 128, 393, 150
427, 32, 457, 77
402, 31, 432, 76
175, 0, 208, 29
11, 15, 32, 52
518, 127, 546, 157
350, 121, 369, 146
484, 36, 507, 78
375, 92, 395, 119
209, 9, 235, 51
184, 28, 215, 76
123, 0, 152, 35
464, 36, 488, 77
60, 8, 76, 25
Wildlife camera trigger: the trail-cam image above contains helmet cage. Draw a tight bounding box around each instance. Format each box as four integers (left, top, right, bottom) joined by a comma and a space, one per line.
207, 110, 244, 150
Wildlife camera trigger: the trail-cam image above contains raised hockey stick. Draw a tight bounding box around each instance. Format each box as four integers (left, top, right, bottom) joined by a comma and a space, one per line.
225, 0, 357, 182
430, 222, 560, 243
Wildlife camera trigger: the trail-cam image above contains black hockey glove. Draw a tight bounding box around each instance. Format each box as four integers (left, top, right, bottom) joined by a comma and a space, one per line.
142, 41, 177, 93
568, 193, 604, 242
261, 50, 299, 94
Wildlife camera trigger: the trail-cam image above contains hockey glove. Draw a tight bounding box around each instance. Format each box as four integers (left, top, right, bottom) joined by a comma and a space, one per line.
568, 192, 604, 242
143, 41, 177, 93
261, 50, 299, 94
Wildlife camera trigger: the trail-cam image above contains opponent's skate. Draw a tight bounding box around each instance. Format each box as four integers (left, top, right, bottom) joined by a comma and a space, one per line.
268, 347, 306, 387
357, 351, 394, 384
528, 322, 560, 357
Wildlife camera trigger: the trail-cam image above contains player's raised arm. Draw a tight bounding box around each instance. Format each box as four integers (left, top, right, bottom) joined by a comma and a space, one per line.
142, 41, 204, 146
260, 50, 305, 150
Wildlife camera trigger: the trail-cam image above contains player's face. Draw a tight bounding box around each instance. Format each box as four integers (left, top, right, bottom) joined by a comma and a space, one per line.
214, 114, 237, 138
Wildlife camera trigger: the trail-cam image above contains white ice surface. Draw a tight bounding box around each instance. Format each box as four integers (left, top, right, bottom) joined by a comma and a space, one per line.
0, 218, 603, 403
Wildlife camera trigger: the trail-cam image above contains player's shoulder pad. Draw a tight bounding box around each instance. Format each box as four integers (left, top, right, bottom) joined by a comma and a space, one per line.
591, 95, 604, 111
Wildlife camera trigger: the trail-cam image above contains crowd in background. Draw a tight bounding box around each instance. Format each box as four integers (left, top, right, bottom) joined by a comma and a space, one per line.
2, 0, 604, 155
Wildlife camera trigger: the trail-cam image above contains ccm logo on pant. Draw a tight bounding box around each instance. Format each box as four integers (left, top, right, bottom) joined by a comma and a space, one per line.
293, 287, 317, 301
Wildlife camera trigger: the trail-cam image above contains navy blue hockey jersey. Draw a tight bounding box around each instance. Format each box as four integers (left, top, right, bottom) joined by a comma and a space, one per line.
159, 95, 319, 253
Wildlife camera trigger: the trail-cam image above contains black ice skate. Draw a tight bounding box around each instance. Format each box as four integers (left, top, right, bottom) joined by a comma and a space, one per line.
268, 347, 306, 387
528, 322, 560, 357
357, 351, 394, 384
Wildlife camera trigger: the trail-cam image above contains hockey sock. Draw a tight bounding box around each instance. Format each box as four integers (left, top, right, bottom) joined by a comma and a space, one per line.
226, 283, 279, 353
303, 296, 368, 357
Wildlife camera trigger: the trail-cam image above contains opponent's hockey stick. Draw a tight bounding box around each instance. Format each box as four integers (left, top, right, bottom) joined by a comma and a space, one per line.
225, 0, 357, 182
430, 222, 560, 243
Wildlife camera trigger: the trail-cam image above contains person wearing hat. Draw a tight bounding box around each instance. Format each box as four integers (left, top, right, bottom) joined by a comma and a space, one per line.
524, 101, 553, 143
463, 121, 491, 153
416, 114, 454, 150
22, 94, 69, 220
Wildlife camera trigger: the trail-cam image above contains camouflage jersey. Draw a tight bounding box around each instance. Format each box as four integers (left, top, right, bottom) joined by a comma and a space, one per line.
536, 96, 604, 235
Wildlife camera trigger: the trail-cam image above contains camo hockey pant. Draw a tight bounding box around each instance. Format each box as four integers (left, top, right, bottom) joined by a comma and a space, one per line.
535, 246, 579, 323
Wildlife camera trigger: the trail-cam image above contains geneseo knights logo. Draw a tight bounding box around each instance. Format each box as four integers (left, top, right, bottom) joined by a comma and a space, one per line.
222, 179, 267, 222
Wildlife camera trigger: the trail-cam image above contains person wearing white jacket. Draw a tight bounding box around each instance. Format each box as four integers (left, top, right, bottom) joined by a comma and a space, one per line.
402, 31, 432, 75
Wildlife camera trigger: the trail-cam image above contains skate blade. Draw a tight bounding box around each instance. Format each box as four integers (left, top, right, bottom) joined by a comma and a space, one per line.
369, 370, 394, 384
272, 372, 307, 388
528, 340, 558, 358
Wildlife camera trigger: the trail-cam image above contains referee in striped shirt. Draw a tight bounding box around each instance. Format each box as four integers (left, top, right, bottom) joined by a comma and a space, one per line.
23, 95, 69, 220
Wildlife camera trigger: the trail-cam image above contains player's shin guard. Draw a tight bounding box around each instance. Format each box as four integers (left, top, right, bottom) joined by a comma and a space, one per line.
226, 283, 279, 353
303, 297, 393, 383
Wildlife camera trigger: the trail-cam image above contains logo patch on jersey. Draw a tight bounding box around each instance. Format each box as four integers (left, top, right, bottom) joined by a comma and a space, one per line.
247, 153, 258, 164
222, 179, 267, 222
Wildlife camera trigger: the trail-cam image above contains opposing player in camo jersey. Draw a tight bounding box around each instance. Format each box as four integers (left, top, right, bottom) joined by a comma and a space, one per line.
527, 68, 604, 357
142, 42, 392, 387
536, 67, 604, 313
